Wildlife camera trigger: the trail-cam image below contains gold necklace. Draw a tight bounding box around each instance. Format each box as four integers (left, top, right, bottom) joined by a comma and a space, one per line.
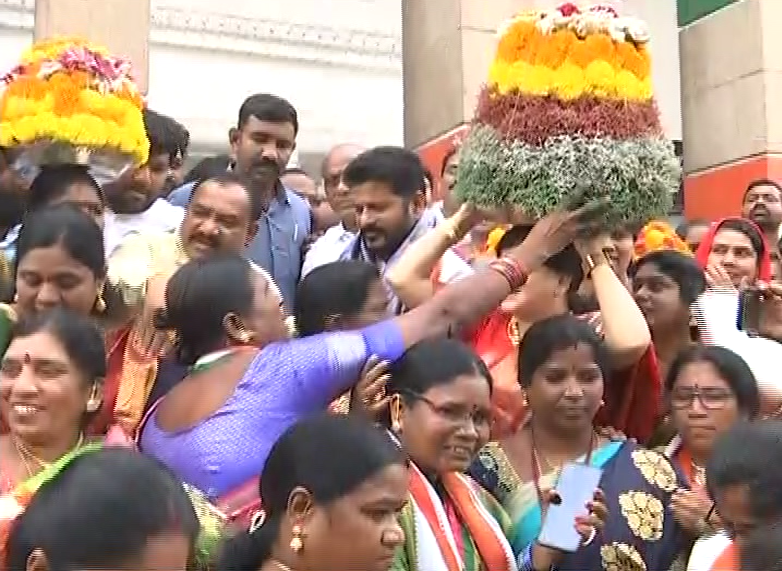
12, 433, 85, 477
691, 461, 706, 487
272, 561, 296, 571
507, 317, 521, 346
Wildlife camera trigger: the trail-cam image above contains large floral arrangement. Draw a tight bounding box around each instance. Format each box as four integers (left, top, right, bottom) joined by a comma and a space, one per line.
454, 3, 680, 226
0, 37, 148, 182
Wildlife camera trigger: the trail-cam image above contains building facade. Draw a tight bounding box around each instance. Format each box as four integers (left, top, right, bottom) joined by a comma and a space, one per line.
0, 0, 404, 174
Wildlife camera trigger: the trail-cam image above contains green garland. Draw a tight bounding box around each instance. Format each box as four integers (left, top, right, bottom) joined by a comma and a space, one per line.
454, 124, 679, 227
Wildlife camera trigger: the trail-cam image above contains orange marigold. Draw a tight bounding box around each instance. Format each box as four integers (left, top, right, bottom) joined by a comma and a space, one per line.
615, 42, 651, 79
583, 34, 617, 67
495, 20, 539, 63
534, 29, 576, 69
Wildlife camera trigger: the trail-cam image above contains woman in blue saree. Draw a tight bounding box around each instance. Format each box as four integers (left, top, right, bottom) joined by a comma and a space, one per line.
470, 315, 688, 571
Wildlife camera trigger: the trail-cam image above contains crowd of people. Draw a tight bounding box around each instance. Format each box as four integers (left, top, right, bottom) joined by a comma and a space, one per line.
1, 88, 782, 571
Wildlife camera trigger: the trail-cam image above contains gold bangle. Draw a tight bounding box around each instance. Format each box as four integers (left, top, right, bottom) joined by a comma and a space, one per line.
585, 252, 608, 277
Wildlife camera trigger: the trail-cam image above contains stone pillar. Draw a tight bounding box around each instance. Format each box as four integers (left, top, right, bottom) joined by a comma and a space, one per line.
34, 0, 150, 93
679, 0, 782, 219
402, 0, 530, 190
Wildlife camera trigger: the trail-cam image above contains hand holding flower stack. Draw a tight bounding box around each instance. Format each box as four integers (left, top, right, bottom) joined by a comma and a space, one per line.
455, 3, 681, 227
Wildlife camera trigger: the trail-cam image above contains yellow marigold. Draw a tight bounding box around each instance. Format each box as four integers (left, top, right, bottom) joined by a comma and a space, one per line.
567, 37, 597, 69
20, 37, 109, 64
551, 61, 587, 100
583, 60, 617, 98
495, 20, 540, 64
615, 42, 651, 79
615, 70, 653, 101
534, 29, 577, 69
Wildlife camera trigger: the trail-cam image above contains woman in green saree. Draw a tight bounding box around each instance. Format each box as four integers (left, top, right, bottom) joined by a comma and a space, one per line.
0, 309, 223, 569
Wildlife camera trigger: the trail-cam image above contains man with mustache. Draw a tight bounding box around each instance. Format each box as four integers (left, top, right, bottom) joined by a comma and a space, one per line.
167, 94, 311, 311
337, 146, 471, 314
106, 172, 283, 434
742, 179, 782, 278
300, 143, 366, 277
103, 108, 189, 257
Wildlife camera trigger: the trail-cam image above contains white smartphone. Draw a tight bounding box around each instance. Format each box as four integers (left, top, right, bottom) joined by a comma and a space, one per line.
536, 462, 603, 553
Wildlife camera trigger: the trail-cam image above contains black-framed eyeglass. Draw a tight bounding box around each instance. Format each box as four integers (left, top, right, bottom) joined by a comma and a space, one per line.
670, 385, 733, 411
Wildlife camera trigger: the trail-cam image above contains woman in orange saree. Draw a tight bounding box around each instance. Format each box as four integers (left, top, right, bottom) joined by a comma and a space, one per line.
387, 207, 656, 442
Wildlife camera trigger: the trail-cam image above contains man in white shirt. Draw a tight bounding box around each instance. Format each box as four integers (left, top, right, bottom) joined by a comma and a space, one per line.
301, 143, 366, 276
103, 108, 189, 256
333, 146, 471, 314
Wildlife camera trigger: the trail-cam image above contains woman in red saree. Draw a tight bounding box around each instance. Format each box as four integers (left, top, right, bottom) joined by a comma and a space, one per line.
387, 207, 656, 442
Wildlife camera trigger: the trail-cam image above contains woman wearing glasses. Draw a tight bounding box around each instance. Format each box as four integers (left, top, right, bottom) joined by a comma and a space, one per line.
661, 345, 760, 564
383, 337, 519, 571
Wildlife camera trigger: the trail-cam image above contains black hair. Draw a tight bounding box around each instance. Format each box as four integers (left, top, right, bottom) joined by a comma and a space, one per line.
155, 254, 255, 366
518, 314, 610, 388
744, 178, 782, 201
182, 154, 231, 187
675, 218, 709, 241
665, 345, 760, 419
707, 420, 782, 519
6, 448, 200, 571
26, 164, 103, 212
741, 520, 782, 571
496, 224, 584, 294
10, 307, 106, 384
716, 218, 766, 261
379, 338, 492, 428
191, 171, 264, 221
440, 146, 459, 176
294, 261, 382, 337
630, 250, 706, 305
15, 204, 105, 278
238, 93, 298, 135
342, 146, 425, 201
143, 108, 189, 165
219, 414, 405, 571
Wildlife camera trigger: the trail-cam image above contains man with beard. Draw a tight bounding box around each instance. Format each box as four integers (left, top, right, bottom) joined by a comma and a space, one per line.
167, 94, 311, 311
103, 108, 189, 257
742, 179, 782, 277
338, 146, 471, 314
105, 172, 283, 433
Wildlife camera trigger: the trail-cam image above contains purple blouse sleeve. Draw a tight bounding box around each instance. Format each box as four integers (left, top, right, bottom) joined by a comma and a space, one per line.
260, 318, 406, 413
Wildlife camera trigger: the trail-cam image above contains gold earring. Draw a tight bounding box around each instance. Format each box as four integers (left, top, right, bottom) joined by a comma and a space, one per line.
13, 292, 18, 303
86, 398, 101, 412
600, 399, 605, 407
391, 419, 401, 433
238, 330, 254, 344
290, 524, 304, 552
94, 290, 106, 313
521, 393, 529, 407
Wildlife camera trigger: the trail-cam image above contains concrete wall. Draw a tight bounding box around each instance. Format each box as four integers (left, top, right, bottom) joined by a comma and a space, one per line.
0, 0, 404, 161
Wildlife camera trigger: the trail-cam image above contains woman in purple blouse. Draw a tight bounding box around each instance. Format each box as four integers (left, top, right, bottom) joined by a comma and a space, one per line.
138, 205, 599, 501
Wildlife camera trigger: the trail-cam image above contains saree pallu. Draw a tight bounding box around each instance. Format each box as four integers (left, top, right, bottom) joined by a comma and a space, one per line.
471, 441, 687, 571
392, 463, 517, 571
0, 442, 225, 571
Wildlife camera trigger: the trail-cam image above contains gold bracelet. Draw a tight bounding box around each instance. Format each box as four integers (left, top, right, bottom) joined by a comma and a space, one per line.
584, 252, 608, 277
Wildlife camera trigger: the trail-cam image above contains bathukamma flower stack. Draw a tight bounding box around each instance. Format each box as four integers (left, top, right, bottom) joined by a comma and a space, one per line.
454, 2, 680, 226
0, 37, 148, 183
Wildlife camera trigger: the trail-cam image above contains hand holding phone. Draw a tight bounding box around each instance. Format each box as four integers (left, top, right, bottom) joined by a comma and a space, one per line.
536, 462, 606, 553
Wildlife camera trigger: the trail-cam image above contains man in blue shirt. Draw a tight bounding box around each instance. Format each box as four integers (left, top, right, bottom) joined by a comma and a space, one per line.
168, 94, 311, 311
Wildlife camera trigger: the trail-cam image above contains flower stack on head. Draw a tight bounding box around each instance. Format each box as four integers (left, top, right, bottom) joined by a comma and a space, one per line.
0, 37, 148, 184
455, 2, 680, 227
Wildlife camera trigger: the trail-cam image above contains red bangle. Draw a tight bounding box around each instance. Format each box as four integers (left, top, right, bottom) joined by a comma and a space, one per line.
489, 257, 528, 291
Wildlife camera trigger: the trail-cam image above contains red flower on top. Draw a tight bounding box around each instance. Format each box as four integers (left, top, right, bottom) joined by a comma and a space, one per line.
557, 2, 581, 17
